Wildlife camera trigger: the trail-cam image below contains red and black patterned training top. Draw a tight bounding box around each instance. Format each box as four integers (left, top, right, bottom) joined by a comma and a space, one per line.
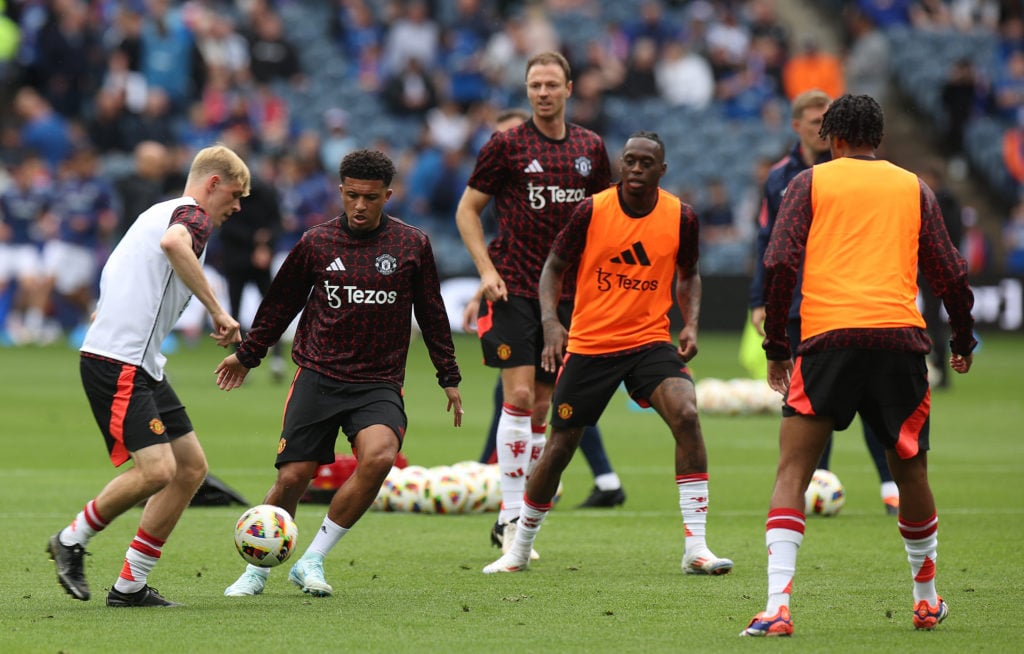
467, 119, 612, 299
236, 215, 461, 390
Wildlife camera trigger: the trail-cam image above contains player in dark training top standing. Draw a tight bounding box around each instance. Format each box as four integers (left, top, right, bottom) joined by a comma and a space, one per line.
456, 51, 613, 557
218, 150, 463, 598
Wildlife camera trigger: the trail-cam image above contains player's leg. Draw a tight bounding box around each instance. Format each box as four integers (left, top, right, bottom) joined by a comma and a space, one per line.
289, 387, 406, 597
483, 425, 584, 574
477, 376, 502, 464
106, 433, 206, 607
863, 420, 898, 514
646, 373, 733, 576
494, 364, 535, 526
576, 424, 626, 508
742, 413, 832, 636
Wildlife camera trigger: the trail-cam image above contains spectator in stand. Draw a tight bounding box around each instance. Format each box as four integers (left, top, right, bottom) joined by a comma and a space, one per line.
656, 39, 714, 110
86, 87, 133, 155
782, 36, 845, 101
382, 0, 440, 74
319, 108, 357, 176
139, 0, 195, 110
698, 178, 747, 274
40, 145, 118, 339
844, 8, 891, 104
245, 6, 303, 88
624, 0, 679, 51
993, 49, 1024, 124
614, 37, 661, 99
941, 57, 990, 165
331, 0, 384, 79
442, 0, 494, 108
1004, 197, 1024, 274
113, 141, 172, 241
121, 87, 176, 151
567, 68, 610, 134
13, 86, 73, 173
383, 57, 439, 117
0, 152, 52, 345
28, 0, 104, 118
855, 0, 913, 28
481, 14, 533, 99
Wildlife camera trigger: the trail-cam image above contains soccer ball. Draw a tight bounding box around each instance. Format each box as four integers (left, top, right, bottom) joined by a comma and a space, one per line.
233, 504, 298, 567
429, 466, 468, 514
804, 469, 845, 516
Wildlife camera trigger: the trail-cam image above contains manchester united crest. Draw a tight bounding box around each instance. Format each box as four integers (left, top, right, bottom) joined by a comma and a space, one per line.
278, 437, 287, 454
557, 403, 573, 420
375, 253, 397, 275
149, 419, 166, 435
497, 344, 512, 360
574, 156, 592, 177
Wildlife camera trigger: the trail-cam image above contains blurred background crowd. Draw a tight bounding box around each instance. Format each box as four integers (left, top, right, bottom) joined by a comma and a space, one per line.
0, 0, 1022, 348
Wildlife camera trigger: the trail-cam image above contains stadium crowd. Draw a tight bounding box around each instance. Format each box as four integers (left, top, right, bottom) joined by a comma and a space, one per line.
0, 0, 1020, 347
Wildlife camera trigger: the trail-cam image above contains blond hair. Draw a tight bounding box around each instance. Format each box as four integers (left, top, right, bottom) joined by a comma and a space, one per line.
791, 89, 831, 120
186, 145, 251, 197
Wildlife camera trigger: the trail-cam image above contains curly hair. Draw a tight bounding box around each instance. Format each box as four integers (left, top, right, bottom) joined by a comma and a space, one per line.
339, 149, 396, 185
819, 94, 884, 149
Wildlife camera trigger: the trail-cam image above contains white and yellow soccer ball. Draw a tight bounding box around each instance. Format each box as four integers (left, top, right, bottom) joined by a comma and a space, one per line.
804, 469, 845, 516
233, 504, 298, 567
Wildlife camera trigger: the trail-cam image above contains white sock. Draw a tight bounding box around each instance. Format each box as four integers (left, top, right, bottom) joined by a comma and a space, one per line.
677, 473, 709, 555
511, 498, 551, 559
900, 514, 939, 604
881, 480, 899, 500
62, 499, 108, 547
113, 528, 164, 594
306, 516, 349, 557
765, 509, 805, 614
496, 404, 531, 524
594, 472, 622, 491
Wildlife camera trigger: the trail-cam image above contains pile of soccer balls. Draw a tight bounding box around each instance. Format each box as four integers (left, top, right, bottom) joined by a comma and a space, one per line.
374, 461, 504, 514
804, 469, 846, 517
694, 378, 782, 415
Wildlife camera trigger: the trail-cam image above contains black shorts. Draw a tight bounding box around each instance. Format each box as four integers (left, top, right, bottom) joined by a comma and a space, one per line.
276, 368, 407, 467
80, 354, 194, 467
476, 295, 573, 384
784, 349, 931, 459
550, 343, 693, 429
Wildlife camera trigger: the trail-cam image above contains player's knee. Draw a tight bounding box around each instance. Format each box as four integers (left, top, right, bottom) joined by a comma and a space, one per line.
139, 458, 177, 492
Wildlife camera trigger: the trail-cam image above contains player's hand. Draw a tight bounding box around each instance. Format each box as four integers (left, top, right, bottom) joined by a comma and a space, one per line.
444, 387, 464, 427
750, 306, 766, 337
479, 271, 507, 303
677, 325, 698, 363
767, 359, 793, 395
215, 354, 250, 390
541, 317, 567, 373
462, 290, 483, 334
950, 352, 973, 374
210, 312, 241, 347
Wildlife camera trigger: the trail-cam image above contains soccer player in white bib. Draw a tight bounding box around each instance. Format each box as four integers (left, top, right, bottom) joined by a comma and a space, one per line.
46, 145, 250, 607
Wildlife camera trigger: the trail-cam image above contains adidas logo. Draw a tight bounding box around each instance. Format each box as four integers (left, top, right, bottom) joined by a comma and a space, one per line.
523, 159, 544, 173
325, 257, 346, 272
610, 242, 651, 266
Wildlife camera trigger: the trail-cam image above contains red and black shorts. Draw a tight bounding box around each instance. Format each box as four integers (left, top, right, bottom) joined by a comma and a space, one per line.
784, 349, 931, 459
276, 368, 407, 467
549, 343, 693, 429
475, 295, 573, 385
80, 354, 194, 467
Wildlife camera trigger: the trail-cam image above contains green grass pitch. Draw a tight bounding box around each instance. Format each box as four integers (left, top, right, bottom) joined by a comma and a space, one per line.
1, 330, 1021, 653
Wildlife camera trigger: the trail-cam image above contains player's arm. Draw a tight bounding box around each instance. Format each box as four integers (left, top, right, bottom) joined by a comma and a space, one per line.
160, 222, 239, 347
916, 180, 976, 371
455, 186, 505, 302
676, 204, 701, 362
538, 250, 569, 374
763, 170, 811, 362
